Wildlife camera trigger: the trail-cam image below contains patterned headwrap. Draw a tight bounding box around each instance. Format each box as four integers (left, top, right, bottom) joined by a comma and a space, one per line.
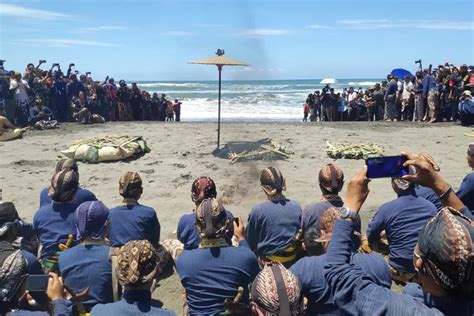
48, 169, 79, 202
319, 164, 344, 194
251, 262, 303, 315
191, 176, 217, 205
260, 167, 286, 197
317, 207, 361, 245
418, 207, 474, 300
119, 172, 142, 200
54, 158, 78, 173
195, 198, 228, 239
74, 200, 109, 241
0, 202, 20, 237
468, 143, 474, 156
0, 242, 27, 303
117, 240, 158, 286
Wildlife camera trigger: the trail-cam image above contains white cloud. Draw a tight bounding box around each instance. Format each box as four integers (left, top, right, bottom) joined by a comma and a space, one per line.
0, 3, 69, 20
15, 39, 119, 48
307, 24, 331, 29
159, 31, 194, 36
337, 19, 474, 30
75, 25, 128, 34
241, 28, 290, 36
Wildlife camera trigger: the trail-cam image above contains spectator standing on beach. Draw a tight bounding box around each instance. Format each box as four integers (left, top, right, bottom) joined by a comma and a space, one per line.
174, 99, 181, 122
53, 71, 68, 122
66, 74, 85, 104
448, 67, 463, 122
117, 80, 132, 121
303, 101, 309, 122
384, 75, 398, 121
130, 83, 142, 121
9, 72, 30, 127
158, 93, 167, 121
0, 71, 10, 116
347, 87, 358, 121
413, 71, 425, 122
422, 70, 438, 123
401, 75, 414, 121
103, 78, 118, 121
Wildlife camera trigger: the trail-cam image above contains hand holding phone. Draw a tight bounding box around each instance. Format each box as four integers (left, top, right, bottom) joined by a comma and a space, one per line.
26, 275, 50, 292
366, 156, 409, 179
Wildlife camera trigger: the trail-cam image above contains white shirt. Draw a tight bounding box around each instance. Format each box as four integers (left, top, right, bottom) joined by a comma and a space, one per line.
9, 79, 30, 101
402, 81, 414, 100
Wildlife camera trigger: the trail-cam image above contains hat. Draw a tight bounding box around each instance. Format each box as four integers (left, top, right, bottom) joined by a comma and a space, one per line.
34, 98, 43, 104
251, 262, 303, 315
0, 203, 20, 237
119, 172, 142, 200
195, 198, 228, 238
0, 245, 27, 303
462, 90, 472, 98
468, 143, 474, 156
417, 207, 474, 299
191, 176, 217, 205
74, 200, 109, 241
260, 167, 286, 196
319, 164, 344, 194
117, 240, 158, 286
48, 169, 79, 202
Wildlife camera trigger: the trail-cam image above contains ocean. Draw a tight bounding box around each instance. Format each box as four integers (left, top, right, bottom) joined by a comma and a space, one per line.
136, 79, 382, 122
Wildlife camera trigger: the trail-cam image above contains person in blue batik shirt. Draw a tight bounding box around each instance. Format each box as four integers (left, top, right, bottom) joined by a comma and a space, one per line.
457, 143, 474, 213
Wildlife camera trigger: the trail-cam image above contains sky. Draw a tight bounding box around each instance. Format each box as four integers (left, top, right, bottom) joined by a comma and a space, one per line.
0, 0, 473, 81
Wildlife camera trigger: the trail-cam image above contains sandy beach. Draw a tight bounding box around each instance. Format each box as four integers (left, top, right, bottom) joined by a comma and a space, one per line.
0, 121, 472, 313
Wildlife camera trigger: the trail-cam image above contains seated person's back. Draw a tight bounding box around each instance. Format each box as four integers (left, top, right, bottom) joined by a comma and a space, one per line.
34, 169, 80, 259
367, 178, 437, 275
108, 172, 160, 247
177, 199, 260, 315
59, 201, 113, 311
457, 143, 474, 212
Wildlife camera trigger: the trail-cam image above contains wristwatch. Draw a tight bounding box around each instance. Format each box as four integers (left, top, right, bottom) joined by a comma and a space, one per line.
340, 206, 358, 220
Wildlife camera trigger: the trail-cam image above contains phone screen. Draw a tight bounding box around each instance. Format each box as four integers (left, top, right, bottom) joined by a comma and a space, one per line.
366, 156, 408, 179
26, 275, 50, 292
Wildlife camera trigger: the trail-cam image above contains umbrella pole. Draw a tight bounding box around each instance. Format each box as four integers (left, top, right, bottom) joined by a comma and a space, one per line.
217, 65, 222, 149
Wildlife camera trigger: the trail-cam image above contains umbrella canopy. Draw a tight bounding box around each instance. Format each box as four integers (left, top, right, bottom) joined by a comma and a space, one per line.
390, 68, 413, 79
189, 49, 249, 149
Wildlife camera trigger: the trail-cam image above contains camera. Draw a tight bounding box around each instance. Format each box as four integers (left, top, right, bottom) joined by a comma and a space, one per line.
86, 72, 91, 76
39, 60, 46, 64
0, 59, 5, 69
415, 60, 421, 64
52, 63, 60, 67
69, 63, 75, 68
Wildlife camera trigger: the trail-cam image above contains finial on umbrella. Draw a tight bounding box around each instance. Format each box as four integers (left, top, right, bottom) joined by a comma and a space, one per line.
215, 49, 225, 56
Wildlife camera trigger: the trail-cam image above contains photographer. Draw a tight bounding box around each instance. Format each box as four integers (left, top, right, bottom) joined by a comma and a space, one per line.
9, 72, 30, 127
52, 68, 68, 122
0, 63, 9, 117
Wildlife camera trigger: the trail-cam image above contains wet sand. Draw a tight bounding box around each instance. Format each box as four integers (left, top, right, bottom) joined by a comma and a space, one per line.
0, 121, 472, 313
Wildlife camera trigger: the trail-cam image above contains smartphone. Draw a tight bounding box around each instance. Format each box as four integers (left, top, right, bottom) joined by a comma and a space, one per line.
366, 156, 409, 179
26, 275, 50, 292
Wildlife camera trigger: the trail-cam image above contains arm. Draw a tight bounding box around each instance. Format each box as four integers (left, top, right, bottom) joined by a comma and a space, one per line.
456, 174, 474, 203
244, 212, 258, 252
150, 213, 161, 248
366, 208, 386, 243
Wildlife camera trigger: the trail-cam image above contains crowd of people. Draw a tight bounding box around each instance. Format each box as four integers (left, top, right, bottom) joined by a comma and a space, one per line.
0, 143, 473, 315
0, 60, 182, 128
303, 63, 474, 126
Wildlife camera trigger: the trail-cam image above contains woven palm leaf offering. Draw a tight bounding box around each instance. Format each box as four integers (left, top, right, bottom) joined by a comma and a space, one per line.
222, 139, 293, 164
326, 141, 384, 160
61, 135, 150, 163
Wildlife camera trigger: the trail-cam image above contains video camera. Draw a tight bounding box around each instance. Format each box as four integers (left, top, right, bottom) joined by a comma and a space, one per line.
415, 59, 423, 72
68, 63, 75, 68
38, 60, 46, 64
85, 71, 91, 76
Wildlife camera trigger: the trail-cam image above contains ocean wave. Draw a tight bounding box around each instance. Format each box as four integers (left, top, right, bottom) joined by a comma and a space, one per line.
138, 82, 208, 88
348, 81, 379, 86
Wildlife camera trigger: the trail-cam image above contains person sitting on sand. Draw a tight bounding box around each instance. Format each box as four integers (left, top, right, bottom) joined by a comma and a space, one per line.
366, 176, 437, 285
245, 167, 303, 267
177, 176, 234, 250
301, 164, 344, 234
33, 169, 80, 265
72, 91, 91, 124
251, 262, 303, 315
59, 200, 113, 313
290, 207, 392, 315
108, 172, 160, 248
29, 98, 54, 125
39, 159, 97, 208
90, 240, 176, 316
0, 115, 16, 136
457, 143, 474, 212
459, 90, 474, 126
176, 198, 260, 315
324, 153, 474, 315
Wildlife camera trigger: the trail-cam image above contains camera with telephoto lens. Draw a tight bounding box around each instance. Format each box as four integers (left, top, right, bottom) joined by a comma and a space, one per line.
415, 60, 422, 64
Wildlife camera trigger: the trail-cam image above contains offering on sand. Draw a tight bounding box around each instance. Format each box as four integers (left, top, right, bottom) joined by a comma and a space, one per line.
326, 141, 384, 160
0, 128, 28, 142
226, 139, 293, 164
61, 135, 150, 163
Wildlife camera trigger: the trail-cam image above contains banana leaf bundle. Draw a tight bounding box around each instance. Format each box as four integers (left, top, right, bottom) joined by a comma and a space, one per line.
326, 141, 384, 160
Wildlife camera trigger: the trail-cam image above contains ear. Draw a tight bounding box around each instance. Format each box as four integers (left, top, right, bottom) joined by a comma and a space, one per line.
414, 257, 424, 272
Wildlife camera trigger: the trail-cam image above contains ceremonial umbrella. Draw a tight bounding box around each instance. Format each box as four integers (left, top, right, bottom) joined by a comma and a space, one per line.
189, 49, 249, 149
390, 68, 413, 79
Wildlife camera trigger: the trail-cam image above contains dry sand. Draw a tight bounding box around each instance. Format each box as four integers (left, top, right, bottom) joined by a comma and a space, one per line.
0, 121, 472, 313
